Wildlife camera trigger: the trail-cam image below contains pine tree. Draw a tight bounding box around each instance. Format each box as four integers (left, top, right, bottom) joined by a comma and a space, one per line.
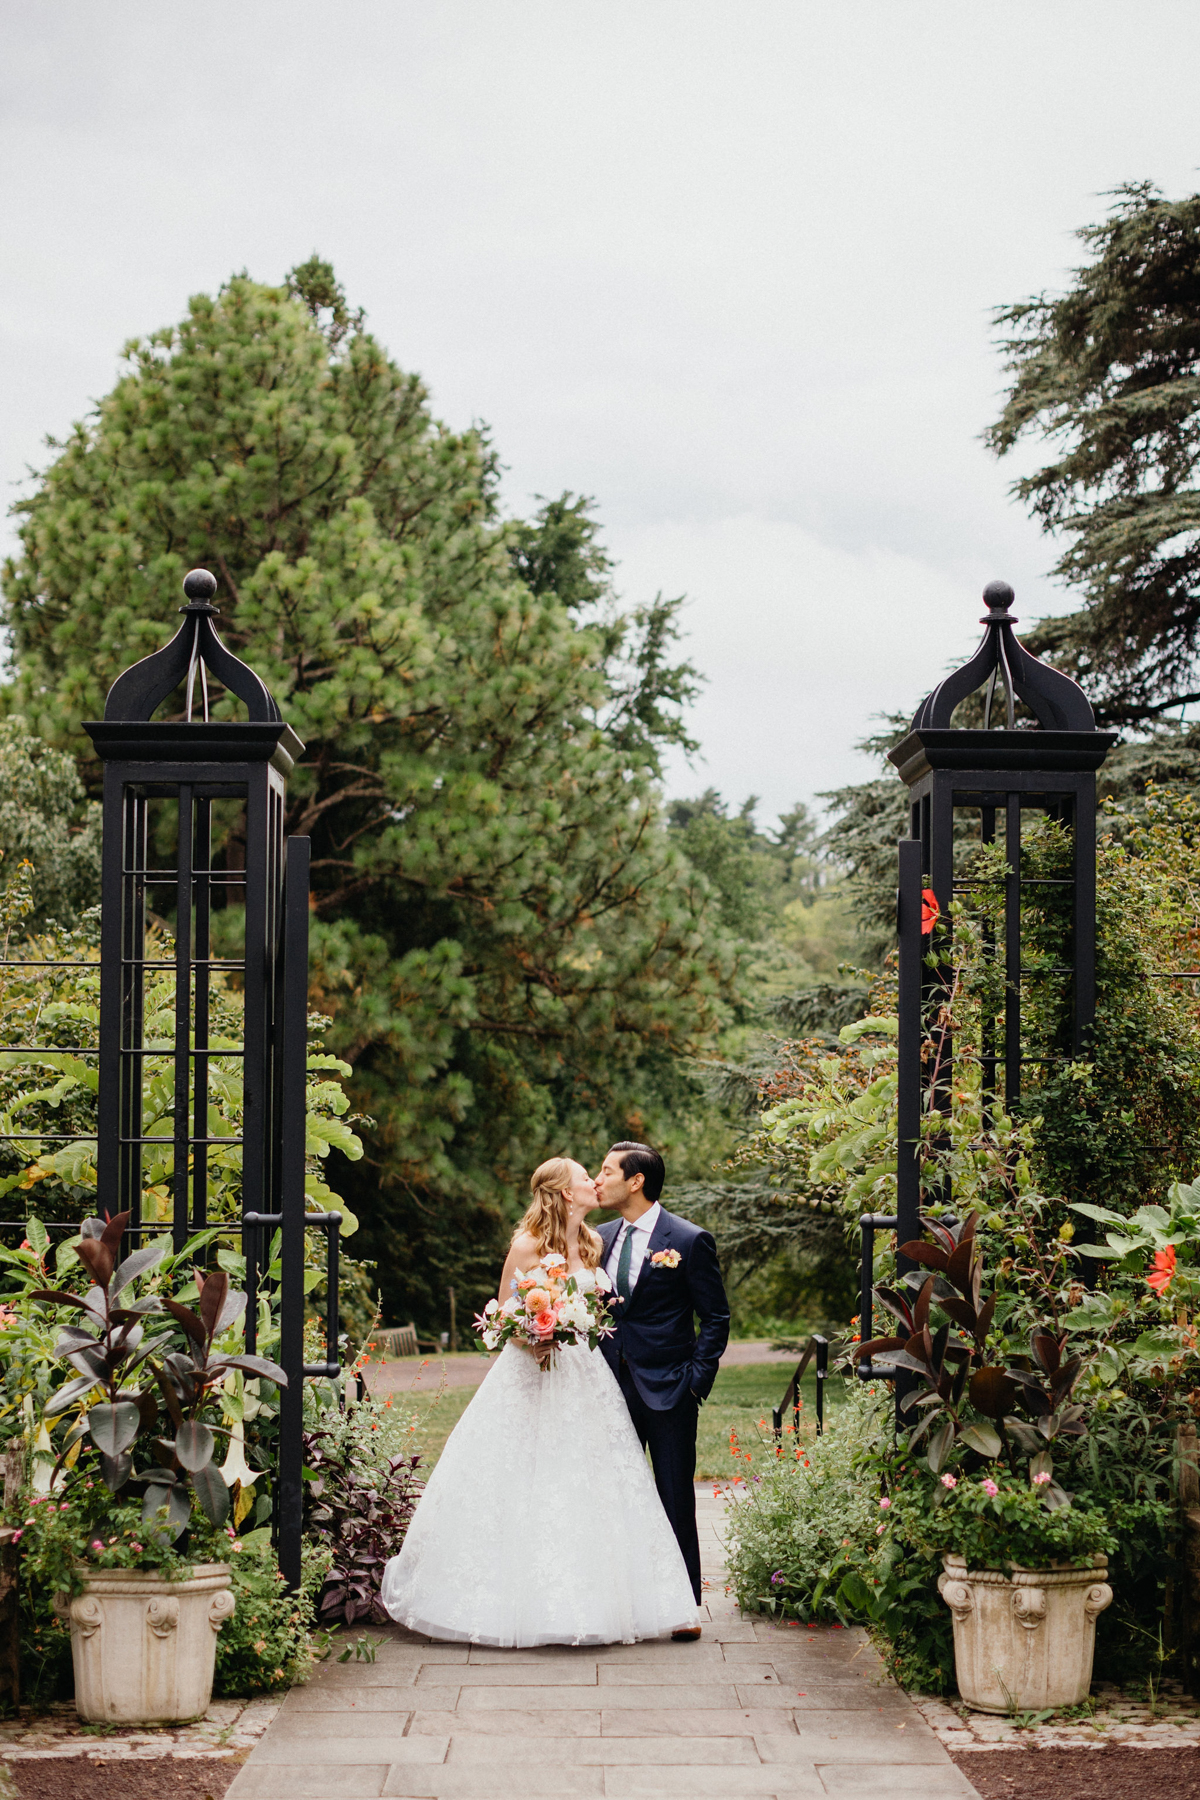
2, 261, 733, 1327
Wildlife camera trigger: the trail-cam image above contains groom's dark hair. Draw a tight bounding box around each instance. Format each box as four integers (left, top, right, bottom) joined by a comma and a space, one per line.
610, 1141, 665, 1203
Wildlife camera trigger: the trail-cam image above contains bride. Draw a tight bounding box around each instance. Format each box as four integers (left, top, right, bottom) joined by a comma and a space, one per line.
380, 1156, 700, 1646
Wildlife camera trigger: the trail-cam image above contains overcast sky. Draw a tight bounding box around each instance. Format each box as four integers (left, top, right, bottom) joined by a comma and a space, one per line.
4, 3, 1200, 823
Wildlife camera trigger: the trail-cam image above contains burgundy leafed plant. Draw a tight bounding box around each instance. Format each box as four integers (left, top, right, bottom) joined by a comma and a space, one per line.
303, 1426, 423, 1626
851, 1210, 1086, 1496
33, 1210, 287, 1537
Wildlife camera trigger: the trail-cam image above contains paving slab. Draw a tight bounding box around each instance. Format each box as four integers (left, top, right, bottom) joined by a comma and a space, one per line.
445, 1733, 760, 1765
599, 1661, 780, 1685
416, 1662, 599, 1686
603, 1766, 825, 1796
263, 1712, 420, 1742
600, 1708, 802, 1736
230, 1766, 391, 1798
406, 1708, 602, 1735
816, 1763, 978, 1795
458, 1682, 746, 1709
380, 1770, 605, 1799
281, 1689, 420, 1714
757, 1723, 955, 1762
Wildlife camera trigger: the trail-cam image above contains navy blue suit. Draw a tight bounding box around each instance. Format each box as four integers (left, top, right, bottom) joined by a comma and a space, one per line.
598, 1207, 730, 1602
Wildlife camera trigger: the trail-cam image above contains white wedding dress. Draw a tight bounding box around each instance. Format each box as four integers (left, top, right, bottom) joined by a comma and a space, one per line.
380, 1272, 700, 1646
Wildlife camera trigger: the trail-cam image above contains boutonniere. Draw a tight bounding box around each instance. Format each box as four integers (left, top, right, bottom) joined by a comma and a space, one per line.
650, 1248, 681, 1268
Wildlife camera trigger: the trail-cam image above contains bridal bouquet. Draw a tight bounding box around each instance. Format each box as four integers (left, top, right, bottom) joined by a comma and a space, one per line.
473, 1253, 615, 1369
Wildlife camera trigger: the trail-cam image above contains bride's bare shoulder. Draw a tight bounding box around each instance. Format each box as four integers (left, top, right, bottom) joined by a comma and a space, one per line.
508, 1231, 541, 1266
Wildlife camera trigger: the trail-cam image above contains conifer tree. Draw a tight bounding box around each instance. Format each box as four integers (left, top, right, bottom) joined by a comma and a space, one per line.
2, 260, 732, 1325
988, 184, 1200, 725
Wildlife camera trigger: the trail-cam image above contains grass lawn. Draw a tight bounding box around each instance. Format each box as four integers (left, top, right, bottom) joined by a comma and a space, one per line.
696, 1362, 846, 1481
408, 1383, 476, 1471
404, 1359, 847, 1480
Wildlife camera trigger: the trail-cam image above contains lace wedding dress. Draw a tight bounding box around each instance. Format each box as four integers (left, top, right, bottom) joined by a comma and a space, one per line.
380, 1273, 700, 1646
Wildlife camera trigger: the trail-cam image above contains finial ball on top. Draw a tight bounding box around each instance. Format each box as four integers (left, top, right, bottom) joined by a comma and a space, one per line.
182, 569, 218, 604
982, 580, 1015, 613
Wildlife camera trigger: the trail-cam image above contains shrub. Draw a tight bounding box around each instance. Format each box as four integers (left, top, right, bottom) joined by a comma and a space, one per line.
889, 1469, 1117, 1571
213, 1534, 329, 1697
723, 1380, 884, 1623
303, 1393, 424, 1627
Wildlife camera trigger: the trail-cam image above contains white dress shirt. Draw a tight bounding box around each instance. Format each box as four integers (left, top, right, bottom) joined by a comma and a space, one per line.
604, 1201, 661, 1295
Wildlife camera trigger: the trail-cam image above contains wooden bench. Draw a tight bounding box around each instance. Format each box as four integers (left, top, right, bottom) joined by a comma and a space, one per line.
374, 1322, 439, 1358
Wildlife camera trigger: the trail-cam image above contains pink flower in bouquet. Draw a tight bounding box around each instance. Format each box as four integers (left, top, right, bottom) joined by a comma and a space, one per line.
531, 1309, 558, 1338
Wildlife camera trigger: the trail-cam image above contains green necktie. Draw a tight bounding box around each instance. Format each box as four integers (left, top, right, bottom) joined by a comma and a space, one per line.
616, 1223, 637, 1303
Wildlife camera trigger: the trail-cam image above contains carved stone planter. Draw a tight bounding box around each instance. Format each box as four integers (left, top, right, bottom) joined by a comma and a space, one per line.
938, 1554, 1112, 1713
64, 1563, 235, 1723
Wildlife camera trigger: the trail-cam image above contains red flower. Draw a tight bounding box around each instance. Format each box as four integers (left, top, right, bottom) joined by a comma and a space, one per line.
1148, 1244, 1176, 1295
921, 889, 940, 935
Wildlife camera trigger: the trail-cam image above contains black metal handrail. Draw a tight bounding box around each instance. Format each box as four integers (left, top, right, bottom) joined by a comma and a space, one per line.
770, 1333, 840, 1441
856, 1211, 898, 1380
855, 1207, 959, 1381
243, 1208, 343, 1380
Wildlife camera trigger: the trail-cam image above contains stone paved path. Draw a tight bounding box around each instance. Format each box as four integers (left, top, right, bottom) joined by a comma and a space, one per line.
227, 1490, 978, 1799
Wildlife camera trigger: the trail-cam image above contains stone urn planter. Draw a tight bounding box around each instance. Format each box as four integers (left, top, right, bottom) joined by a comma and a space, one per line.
62, 1562, 235, 1724
938, 1553, 1112, 1713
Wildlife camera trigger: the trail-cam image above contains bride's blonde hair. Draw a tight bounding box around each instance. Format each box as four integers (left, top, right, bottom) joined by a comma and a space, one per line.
515, 1157, 602, 1268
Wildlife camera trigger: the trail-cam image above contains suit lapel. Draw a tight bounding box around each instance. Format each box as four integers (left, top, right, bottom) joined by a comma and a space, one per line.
626, 1208, 673, 1315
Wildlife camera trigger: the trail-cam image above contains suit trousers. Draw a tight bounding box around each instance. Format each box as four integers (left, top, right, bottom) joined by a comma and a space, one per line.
617, 1361, 701, 1604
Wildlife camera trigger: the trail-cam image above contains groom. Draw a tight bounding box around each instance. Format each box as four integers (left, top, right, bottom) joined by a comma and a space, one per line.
595, 1141, 730, 1632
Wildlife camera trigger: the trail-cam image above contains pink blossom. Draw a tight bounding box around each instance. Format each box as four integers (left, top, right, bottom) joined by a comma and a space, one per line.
59, 1503, 68, 1512
10, 1531, 21, 1544
981, 1479, 999, 1498
1032, 1471, 1052, 1486
940, 1474, 957, 1490
130, 1542, 143, 1554
878, 1497, 891, 1510
91, 1539, 104, 1550
875, 1523, 886, 1535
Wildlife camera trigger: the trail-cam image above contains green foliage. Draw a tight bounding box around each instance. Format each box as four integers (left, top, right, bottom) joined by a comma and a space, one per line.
303, 1407, 422, 1628
1015, 802, 1200, 1216
0, 719, 100, 929
818, 721, 912, 952
0, 860, 361, 1239
722, 1380, 884, 1624
213, 1533, 327, 1696
726, 1146, 1188, 1694
1, 263, 733, 1329
734, 796, 1200, 1276
892, 1473, 1116, 1571
666, 792, 822, 943
987, 183, 1200, 725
